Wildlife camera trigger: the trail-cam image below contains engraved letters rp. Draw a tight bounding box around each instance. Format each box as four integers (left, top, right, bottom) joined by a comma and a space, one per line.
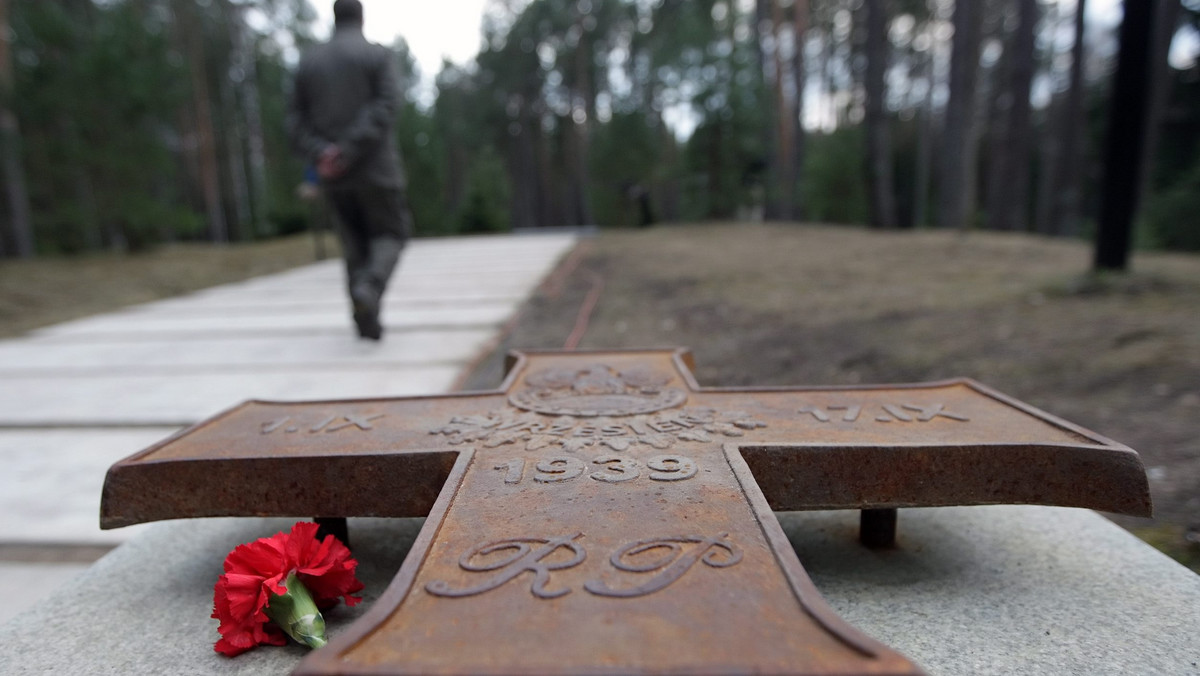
426, 533, 742, 600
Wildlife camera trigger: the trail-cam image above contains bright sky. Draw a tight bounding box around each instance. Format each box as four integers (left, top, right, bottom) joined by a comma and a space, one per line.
310, 0, 493, 79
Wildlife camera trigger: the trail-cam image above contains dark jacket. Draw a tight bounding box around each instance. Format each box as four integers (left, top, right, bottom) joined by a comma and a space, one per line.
287, 25, 405, 189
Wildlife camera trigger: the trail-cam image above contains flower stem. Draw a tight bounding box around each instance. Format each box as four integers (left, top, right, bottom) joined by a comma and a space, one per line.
264, 572, 328, 650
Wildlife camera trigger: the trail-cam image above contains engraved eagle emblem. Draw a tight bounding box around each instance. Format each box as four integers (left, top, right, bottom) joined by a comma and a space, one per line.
509, 363, 688, 417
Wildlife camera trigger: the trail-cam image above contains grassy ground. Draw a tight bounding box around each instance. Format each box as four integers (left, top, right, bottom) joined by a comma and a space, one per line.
0, 232, 338, 338
463, 222, 1200, 573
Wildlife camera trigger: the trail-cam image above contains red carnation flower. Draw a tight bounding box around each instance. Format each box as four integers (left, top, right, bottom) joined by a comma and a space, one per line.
212, 521, 364, 657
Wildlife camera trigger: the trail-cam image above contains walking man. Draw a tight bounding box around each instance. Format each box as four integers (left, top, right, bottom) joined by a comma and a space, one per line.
287, 0, 411, 340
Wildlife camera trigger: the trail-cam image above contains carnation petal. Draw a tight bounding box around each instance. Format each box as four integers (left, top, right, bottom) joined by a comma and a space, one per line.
213, 521, 365, 657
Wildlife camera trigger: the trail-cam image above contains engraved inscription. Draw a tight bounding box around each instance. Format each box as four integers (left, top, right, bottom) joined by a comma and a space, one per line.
431, 408, 766, 453
261, 413, 384, 435
427, 534, 741, 600
584, 534, 743, 598
425, 533, 586, 599
534, 456, 586, 483
798, 403, 968, 424
509, 364, 688, 416
492, 454, 698, 486
590, 455, 640, 483
494, 459, 525, 484
646, 455, 697, 481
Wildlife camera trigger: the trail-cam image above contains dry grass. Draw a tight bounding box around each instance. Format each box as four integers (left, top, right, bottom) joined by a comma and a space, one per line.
0, 233, 338, 338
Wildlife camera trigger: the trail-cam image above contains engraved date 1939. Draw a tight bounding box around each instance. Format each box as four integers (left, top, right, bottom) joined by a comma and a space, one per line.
494, 454, 698, 485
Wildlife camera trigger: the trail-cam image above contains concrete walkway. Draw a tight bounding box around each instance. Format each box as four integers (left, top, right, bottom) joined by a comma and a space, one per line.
0, 232, 578, 619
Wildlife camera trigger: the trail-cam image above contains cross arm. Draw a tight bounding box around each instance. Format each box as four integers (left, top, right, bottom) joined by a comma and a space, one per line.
689, 379, 1151, 517
100, 393, 506, 529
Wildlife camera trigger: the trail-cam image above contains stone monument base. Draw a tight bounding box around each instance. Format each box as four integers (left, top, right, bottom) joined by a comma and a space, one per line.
2, 506, 1197, 675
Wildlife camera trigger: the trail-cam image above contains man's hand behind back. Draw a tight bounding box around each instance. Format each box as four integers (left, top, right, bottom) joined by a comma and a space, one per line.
318, 145, 348, 181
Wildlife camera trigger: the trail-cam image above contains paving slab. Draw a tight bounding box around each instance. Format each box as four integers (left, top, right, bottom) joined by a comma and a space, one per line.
132, 296, 525, 316
0, 366, 463, 426
2, 507, 1196, 675
0, 329, 494, 373
171, 277, 547, 301
30, 304, 514, 339
0, 429, 171, 543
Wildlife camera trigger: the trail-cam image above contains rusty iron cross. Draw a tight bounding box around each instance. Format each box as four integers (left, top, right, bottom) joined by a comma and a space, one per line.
102, 349, 1150, 675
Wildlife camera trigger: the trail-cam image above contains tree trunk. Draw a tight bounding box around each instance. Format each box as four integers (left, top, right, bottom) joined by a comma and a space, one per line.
658, 120, 680, 222
1033, 0, 1064, 236
231, 3, 269, 236
791, 0, 808, 221
770, 0, 793, 220
506, 121, 532, 230
985, 0, 1038, 232
708, 119, 725, 218
913, 39, 934, 229
1138, 0, 1181, 203
1094, 0, 1158, 271
221, 66, 252, 240
446, 138, 465, 218
863, 0, 897, 229
816, 5, 835, 130
181, 1, 228, 243
757, 0, 781, 219
534, 106, 555, 228
571, 13, 594, 226
0, 0, 34, 257
525, 117, 541, 229
937, 0, 983, 230
1043, 0, 1087, 236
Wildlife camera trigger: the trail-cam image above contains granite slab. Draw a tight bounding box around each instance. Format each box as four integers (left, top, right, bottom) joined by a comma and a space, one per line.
1, 506, 1196, 675
30, 305, 514, 339
0, 366, 462, 426
0, 330, 495, 373
0, 562, 93, 623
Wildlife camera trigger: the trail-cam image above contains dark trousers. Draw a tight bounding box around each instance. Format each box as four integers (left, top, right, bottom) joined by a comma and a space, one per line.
325, 185, 412, 307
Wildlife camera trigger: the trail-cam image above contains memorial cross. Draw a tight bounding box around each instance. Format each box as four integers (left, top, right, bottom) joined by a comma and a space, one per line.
102, 349, 1151, 675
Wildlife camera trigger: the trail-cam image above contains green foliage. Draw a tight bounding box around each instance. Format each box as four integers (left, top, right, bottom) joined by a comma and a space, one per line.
268, 207, 311, 237
397, 102, 451, 235
13, 0, 192, 253
12, 0, 1200, 258
115, 196, 206, 253
457, 146, 511, 233
257, 38, 311, 239
1143, 158, 1200, 251
803, 128, 870, 225
589, 112, 669, 227
6, 0, 324, 254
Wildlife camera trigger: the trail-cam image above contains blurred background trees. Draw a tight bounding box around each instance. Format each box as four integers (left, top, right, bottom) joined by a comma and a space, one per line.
1, 0, 1198, 256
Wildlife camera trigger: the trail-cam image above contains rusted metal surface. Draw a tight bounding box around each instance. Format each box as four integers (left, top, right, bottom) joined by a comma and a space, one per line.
101, 348, 1151, 675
